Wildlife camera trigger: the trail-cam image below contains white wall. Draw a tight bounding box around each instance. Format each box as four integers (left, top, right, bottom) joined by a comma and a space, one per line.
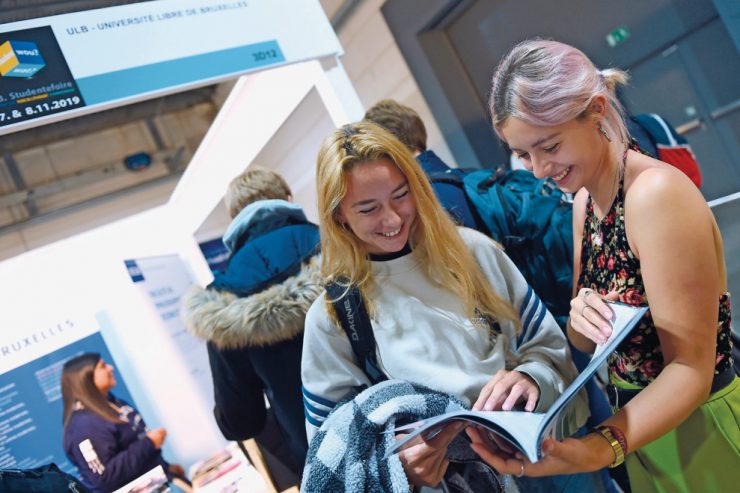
193, 0, 456, 242
0, 56, 362, 471
334, 0, 454, 164
194, 87, 338, 243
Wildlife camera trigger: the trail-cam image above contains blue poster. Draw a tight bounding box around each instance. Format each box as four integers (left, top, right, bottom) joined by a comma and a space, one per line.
0, 332, 133, 475
198, 238, 229, 274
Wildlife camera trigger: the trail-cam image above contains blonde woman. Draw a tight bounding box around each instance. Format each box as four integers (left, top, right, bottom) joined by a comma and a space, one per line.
301, 122, 604, 491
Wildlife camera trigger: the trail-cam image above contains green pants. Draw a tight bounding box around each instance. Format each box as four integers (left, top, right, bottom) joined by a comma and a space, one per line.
615, 376, 740, 493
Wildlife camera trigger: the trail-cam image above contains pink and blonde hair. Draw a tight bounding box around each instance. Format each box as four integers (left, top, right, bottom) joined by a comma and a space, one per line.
490, 39, 629, 142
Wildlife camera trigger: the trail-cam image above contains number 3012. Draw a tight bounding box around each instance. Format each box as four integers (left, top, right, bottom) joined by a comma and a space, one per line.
252, 49, 278, 62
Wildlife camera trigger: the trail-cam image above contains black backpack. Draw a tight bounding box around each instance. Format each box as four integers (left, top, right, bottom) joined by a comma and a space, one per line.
430, 167, 573, 328
0, 463, 90, 493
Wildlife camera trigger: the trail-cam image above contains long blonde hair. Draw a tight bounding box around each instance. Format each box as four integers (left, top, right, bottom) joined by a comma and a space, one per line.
316, 121, 520, 330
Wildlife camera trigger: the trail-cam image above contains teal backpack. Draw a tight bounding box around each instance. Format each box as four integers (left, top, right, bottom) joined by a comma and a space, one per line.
430, 167, 573, 328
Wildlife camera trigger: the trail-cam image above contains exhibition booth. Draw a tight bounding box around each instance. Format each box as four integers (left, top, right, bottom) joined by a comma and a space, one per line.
0, 0, 363, 489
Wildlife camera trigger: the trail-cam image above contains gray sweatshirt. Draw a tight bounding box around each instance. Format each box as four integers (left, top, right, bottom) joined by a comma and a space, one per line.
301, 227, 588, 440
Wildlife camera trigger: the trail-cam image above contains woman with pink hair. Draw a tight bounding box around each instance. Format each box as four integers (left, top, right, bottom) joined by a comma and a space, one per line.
473, 39, 739, 491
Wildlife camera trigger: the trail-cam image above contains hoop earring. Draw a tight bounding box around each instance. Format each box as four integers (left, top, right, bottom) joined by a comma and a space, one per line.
598, 123, 612, 142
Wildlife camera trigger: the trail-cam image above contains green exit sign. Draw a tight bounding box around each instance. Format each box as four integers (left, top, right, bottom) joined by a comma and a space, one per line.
606, 25, 631, 47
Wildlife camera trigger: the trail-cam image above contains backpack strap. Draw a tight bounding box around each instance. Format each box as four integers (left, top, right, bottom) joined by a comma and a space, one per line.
472, 165, 507, 194
325, 281, 387, 385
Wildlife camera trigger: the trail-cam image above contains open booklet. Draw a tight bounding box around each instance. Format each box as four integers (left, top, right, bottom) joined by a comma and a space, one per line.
385, 301, 648, 463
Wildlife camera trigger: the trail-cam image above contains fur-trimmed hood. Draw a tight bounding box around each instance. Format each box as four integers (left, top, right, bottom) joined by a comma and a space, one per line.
182, 256, 323, 349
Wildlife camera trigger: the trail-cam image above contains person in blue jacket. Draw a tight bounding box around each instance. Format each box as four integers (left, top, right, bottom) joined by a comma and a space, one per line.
364, 99, 452, 174
182, 166, 322, 484
61, 353, 185, 493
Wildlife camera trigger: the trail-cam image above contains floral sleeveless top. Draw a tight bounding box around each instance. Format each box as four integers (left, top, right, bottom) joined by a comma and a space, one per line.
577, 177, 733, 387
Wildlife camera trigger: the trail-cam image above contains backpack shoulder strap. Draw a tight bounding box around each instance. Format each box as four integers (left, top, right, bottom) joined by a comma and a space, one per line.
325, 281, 386, 385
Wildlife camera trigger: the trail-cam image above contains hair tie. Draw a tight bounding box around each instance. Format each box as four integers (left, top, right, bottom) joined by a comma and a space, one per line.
343, 140, 354, 155
341, 125, 355, 155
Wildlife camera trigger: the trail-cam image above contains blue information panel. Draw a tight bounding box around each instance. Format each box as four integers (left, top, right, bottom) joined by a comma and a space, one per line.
0, 332, 133, 475
0, 0, 342, 135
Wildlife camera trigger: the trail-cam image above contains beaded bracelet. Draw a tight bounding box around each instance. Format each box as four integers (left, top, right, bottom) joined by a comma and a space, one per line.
593, 425, 628, 468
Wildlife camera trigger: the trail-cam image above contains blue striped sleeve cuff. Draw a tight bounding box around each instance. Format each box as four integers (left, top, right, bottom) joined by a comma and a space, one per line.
302, 385, 336, 428
517, 285, 547, 347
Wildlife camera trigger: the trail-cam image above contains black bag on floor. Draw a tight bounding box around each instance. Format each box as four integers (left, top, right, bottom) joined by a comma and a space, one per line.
0, 463, 90, 493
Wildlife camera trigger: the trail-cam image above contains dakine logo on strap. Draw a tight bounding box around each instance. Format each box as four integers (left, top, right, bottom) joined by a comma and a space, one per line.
342, 297, 359, 341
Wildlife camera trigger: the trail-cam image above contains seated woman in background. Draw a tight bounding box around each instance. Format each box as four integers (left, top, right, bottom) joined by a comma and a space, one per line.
474, 39, 740, 491
61, 353, 187, 493
301, 121, 608, 491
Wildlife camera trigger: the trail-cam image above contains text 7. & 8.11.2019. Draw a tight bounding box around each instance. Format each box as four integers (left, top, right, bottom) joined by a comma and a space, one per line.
0, 95, 83, 122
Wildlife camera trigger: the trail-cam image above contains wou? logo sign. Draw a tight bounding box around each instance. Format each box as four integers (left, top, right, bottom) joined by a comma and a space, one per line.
0, 40, 45, 78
